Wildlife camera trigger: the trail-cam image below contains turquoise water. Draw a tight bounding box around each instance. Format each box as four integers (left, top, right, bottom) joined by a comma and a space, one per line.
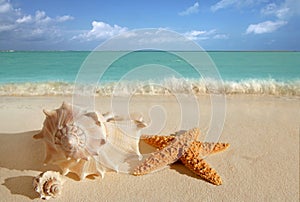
0, 51, 89, 83
209, 51, 300, 81
0, 51, 299, 96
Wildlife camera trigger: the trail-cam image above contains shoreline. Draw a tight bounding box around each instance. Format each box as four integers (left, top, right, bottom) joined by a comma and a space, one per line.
0, 78, 299, 97
0, 95, 299, 201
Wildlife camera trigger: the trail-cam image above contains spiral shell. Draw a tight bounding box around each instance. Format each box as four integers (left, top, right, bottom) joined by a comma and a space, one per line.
34, 102, 107, 179
33, 171, 64, 200
34, 102, 147, 179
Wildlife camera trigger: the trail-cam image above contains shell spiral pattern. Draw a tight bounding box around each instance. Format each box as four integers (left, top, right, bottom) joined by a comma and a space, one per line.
54, 124, 87, 160
34, 102, 146, 179
33, 171, 64, 200
34, 102, 107, 179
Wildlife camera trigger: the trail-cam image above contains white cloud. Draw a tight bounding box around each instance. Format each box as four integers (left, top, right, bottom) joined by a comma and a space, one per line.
246, 20, 287, 34
184, 30, 207, 41
0, 24, 15, 32
184, 29, 228, 41
211, 0, 237, 12
0, 0, 11, 13
0, 0, 74, 43
282, 0, 300, 17
16, 15, 32, 23
261, 3, 290, 19
15, 11, 73, 24
35, 10, 46, 20
261, 0, 300, 19
261, 3, 278, 16
34, 10, 51, 24
56, 15, 74, 22
72, 21, 128, 41
211, 0, 265, 12
275, 7, 290, 19
179, 2, 199, 16
245, 0, 300, 35
212, 0, 300, 18
213, 34, 229, 39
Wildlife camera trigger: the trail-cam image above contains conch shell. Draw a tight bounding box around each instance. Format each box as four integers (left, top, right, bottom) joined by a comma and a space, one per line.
33, 171, 64, 200
34, 102, 146, 179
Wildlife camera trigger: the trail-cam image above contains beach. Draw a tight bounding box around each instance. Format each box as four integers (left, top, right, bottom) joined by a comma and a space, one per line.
1, 0, 300, 201
0, 95, 299, 201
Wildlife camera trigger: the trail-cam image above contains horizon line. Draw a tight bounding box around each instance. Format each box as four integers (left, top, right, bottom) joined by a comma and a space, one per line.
1, 49, 299, 52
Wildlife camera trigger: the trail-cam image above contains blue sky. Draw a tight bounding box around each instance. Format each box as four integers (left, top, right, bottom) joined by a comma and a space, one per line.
0, 0, 299, 50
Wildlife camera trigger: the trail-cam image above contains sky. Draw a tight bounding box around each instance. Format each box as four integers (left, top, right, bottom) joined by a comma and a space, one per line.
0, 0, 299, 51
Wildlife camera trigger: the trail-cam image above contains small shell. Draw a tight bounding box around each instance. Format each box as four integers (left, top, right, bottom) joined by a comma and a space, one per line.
33, 171, 64, 200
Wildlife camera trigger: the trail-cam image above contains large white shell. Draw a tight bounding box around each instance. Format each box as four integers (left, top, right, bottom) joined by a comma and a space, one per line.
33, 171, 64, 200
34, 102, 146, 179
96, 117, 145, 172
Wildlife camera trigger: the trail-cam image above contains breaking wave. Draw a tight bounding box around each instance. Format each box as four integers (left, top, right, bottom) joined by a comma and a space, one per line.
0, 78, 299, 96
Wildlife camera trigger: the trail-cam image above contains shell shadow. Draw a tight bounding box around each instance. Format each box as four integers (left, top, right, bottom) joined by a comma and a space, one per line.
139, 140, 157, 154
0, 131, 58, 172
2, 176, 39, 200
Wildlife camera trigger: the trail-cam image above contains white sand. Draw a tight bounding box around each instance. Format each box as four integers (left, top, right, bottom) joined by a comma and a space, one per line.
0, 95, 299, 201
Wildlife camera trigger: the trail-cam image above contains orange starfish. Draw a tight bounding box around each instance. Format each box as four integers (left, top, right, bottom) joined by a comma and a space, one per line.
134, 129, 230, 185
133, 128, 199, 177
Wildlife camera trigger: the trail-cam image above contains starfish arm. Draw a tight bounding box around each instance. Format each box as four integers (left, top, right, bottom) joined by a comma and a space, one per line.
141, 135, 175, 149
180, 141, 224, 185
142, 135, 229, 155
133, 128, 200, 176
197, 142, 230, 156
180, 156, 222, 186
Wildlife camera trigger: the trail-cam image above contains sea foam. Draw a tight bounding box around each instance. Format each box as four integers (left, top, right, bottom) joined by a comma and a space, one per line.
0, 78, 299, 96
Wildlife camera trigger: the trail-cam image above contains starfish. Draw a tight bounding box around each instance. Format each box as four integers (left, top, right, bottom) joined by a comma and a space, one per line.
133, 128, 199, 176
133, 128, 230, 186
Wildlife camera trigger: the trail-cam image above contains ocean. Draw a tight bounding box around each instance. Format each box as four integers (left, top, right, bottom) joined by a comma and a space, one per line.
0, 51, 299, 96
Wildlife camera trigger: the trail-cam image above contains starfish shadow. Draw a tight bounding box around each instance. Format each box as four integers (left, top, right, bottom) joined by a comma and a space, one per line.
169, 162, 209, 183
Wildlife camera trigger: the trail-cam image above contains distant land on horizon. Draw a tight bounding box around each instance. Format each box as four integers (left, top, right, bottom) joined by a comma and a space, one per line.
1, 49, 300, 52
